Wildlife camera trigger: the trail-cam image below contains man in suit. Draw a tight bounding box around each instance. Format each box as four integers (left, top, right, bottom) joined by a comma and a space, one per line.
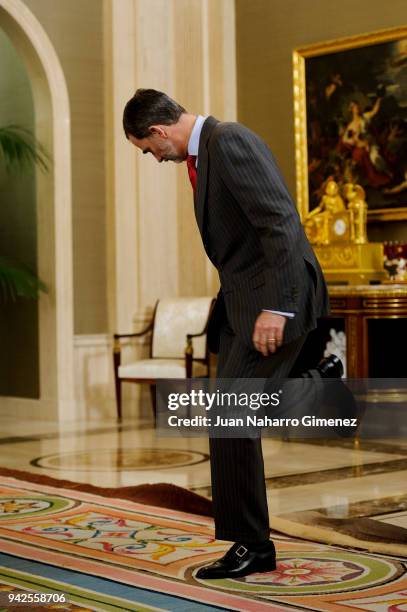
123, 89, 330, 579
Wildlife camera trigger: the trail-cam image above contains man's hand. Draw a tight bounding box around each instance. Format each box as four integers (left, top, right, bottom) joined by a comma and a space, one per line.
253, 311, 287, 356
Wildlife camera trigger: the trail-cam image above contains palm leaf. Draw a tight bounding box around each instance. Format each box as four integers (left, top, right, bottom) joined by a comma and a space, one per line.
0, 257, 47, 302
0, 125, 49, 173
0, 126, 50, 301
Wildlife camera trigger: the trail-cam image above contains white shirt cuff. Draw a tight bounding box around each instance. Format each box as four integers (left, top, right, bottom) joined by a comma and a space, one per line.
263, 309, 295, 319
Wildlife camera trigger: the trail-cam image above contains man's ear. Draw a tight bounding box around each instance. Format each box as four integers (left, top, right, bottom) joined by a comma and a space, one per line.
149, 125, 168, 138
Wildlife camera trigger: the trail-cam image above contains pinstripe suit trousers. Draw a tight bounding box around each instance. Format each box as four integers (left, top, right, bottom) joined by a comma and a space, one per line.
210, 320, 307, 543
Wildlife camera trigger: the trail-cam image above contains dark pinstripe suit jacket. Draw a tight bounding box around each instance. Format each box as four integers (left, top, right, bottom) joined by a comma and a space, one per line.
195, 116, 329, 352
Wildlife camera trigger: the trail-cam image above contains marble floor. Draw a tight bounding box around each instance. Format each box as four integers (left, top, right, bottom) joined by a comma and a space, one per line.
376, 509, 407, 529
0, 415, 406, 522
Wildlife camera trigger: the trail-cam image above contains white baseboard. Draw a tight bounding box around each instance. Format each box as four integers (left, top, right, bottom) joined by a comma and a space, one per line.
0, 396, 58, 421
74, 333, 151, 421
0, 330, 153, 424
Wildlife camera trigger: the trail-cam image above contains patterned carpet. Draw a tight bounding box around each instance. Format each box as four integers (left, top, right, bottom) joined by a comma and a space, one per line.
0, 475, 406, 611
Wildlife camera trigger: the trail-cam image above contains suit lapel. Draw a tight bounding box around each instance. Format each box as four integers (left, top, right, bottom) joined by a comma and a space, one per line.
195, 116, 219, 236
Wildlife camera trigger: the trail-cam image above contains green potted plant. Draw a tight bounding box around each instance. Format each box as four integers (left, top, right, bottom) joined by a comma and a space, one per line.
0, 125, 49, 301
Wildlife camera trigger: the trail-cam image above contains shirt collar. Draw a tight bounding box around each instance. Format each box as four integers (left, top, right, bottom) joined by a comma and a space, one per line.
187, 115, 206, 156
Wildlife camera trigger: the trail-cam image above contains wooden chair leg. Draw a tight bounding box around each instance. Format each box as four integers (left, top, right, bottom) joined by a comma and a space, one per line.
150, 385, 157, 423
113, 343, 122, 420
116, 380, 122, 420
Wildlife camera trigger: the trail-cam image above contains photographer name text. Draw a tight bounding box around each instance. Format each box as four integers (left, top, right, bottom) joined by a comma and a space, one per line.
167, 415, 358, 428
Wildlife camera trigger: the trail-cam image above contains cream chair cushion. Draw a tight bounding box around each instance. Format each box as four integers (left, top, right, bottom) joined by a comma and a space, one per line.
152, 297, 213, 359
118, 359, 208, 379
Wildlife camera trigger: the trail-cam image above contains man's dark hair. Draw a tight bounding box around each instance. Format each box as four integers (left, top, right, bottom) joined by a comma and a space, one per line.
123, 89, 186, 139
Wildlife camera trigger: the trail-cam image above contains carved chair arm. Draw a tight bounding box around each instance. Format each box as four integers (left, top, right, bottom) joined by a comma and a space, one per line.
113, 321, 154, 353
185, 327, 209, 378
185, 329, 207, 356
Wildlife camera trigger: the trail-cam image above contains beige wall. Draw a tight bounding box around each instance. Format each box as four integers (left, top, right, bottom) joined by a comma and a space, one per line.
23, 0, 107, 334
19, 0, 235, 340
88, 0, 237, 417
235, 0, 407, 227
105, 0, 236, 340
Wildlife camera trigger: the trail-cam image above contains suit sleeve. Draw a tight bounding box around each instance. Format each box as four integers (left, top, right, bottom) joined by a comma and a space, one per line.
211, 125, 304, 313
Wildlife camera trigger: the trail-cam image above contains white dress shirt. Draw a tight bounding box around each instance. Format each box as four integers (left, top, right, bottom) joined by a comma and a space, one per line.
188, 115, 206, 158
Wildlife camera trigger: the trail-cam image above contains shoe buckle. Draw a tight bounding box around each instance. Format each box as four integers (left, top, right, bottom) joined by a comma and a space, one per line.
235, 545, 248, 558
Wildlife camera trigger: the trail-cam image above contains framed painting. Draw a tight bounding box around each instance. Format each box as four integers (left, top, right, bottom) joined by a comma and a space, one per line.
293, 27, 407, 222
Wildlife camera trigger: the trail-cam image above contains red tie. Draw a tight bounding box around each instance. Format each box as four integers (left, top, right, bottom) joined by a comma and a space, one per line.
186, 155, 197, 192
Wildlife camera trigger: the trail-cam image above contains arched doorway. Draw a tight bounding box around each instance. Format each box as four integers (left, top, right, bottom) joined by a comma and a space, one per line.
0, 0, 74, 420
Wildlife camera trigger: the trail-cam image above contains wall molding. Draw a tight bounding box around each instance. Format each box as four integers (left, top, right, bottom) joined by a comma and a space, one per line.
74, 330, 149, 421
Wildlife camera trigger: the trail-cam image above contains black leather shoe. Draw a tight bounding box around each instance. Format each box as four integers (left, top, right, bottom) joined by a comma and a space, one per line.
315, 356, 362, 438
315, 354, 344, 378
195, 542, 276, 579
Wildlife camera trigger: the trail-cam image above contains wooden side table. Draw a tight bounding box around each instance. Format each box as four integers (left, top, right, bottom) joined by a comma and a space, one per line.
328, 284, 407, 377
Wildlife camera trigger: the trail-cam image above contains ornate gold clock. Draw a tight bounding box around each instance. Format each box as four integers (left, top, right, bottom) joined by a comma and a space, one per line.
304, 181, 386, 284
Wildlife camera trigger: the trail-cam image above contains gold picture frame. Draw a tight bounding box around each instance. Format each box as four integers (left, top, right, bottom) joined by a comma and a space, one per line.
293, 26, 407, 223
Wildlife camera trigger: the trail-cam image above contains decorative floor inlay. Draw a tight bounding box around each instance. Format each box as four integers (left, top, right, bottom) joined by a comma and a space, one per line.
0, 423, 149, 446
299, 438, 407, 456
31, 448, 209, 471
376, 510, 407, 529
317, 494, 407, 519
193, 459, 407, 498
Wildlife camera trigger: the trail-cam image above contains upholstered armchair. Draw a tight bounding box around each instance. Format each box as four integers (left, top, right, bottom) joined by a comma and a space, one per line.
113, 297, 214, 420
